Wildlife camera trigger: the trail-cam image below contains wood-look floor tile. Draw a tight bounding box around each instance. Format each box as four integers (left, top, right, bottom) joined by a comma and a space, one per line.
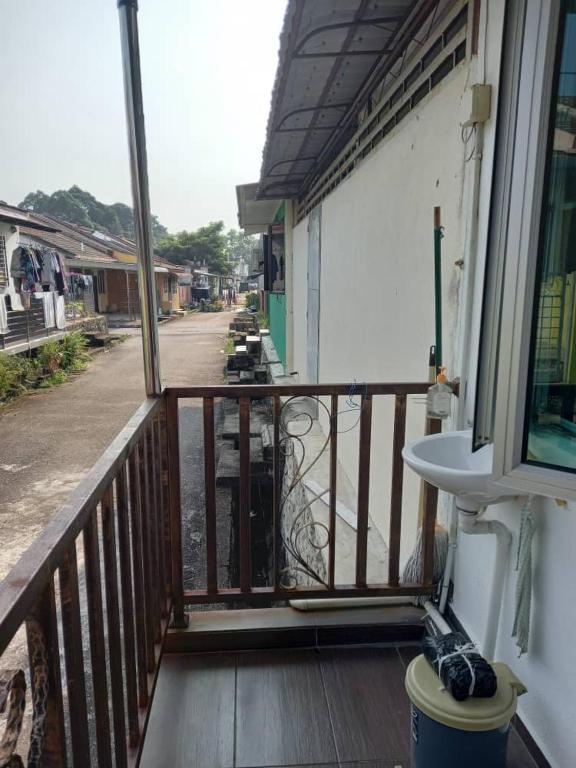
396, 644, 421, 670
139, 653, 236, 768
507, 727, 540, 768
235, 649, 338, 767
320, 647, 411, 763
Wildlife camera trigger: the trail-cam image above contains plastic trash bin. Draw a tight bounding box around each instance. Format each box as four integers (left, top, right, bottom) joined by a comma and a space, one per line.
405, 654, 526, 768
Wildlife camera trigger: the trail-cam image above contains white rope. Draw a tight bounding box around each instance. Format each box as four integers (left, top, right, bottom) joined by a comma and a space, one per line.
512, 495, 535, 656
434, 642, 478, 697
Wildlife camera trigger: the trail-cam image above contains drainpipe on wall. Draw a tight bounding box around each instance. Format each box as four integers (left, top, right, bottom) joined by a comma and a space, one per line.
117, 0, 161, 396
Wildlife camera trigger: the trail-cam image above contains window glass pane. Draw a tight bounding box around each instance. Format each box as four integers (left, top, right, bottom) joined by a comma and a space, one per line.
524, 1, 576, 471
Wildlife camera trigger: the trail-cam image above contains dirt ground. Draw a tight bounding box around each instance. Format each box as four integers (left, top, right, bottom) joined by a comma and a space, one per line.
0, 309, 235, 580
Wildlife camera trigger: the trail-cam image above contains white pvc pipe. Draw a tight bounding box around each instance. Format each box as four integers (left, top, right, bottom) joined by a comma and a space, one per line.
458, 511, 512, 660
423, 600, 452, 635
290, 596, 413, 611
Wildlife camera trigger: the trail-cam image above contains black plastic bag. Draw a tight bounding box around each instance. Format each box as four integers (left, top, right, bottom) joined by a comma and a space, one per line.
422, 632, 498, 701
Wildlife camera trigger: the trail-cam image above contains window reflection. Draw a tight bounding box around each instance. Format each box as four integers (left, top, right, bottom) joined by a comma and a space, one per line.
524, 2, 576, 470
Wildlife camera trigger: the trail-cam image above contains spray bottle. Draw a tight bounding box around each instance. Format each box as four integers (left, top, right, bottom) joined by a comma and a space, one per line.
427, 367, 452, 419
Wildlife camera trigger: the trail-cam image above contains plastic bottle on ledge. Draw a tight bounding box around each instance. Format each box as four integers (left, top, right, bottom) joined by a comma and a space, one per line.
427, 367, 452, 419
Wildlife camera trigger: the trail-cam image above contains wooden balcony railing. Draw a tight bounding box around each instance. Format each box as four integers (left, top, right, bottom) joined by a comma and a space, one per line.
0, 382, 439, 766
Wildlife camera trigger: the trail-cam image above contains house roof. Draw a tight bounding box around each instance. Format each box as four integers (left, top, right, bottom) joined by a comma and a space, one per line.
0, 202, 60, 232
11, 206, 183, 274
236, 183, 282, 234
19, 226, 118, 264
258, 0, 435, 200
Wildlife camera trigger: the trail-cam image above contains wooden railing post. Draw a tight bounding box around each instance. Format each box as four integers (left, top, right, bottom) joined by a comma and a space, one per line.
59, 546, 91, 765
166, 391, 188, 627
238, 397, 252, 592
388, 394, 407, 586
26, 583, 67, 768
328, 394, 339, 589
355, 394, 372, 588
203, 397, 218, 594
83, 511, 114, 767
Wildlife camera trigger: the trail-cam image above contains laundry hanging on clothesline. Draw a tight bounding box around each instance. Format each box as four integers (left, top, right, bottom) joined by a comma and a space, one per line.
0, 294, 8, 335
54, 294, 66, 330
36, 292, 55, 329
15, 245, 68, 296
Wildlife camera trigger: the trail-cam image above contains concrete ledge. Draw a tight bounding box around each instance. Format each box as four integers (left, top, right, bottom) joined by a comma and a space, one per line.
165, 605, 425, 653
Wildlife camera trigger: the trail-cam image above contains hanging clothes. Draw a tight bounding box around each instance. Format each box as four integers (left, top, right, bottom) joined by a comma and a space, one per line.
38, 291, 55, 328
18, 247, 42, 289
54, 294, 66, 330
0, 294, 8, 335
8, 291, 24, 312
51, 252, 67, 295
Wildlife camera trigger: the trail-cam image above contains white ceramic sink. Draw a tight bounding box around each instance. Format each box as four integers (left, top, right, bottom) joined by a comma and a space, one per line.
402, 429, 514, 511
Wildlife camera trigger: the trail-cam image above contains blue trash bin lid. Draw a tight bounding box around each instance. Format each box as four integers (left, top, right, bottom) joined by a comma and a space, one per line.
405, 654, 527, 732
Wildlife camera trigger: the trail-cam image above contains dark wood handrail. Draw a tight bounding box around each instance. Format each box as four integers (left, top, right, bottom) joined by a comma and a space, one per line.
167, 381, 432, 398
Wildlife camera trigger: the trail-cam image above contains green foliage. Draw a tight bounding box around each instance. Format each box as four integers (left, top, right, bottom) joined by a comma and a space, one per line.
256, 310, 268, 329
37, 341, 62, 374
155, 221, 230, 274
245, 292, 259, 311
0, 354, 36, 402
19, 187, 168, 243
60, 332, 89, 372
38, 370, 68, 389
224, 229, 258, 266
0, 333, 90, 403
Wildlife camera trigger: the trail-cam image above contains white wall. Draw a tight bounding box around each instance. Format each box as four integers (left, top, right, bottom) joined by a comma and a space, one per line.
0, 221, 19, 294
291, 63, 471, 562
292, 214, 309, 383
453, 496, 576, 768
0, 222, 19, 283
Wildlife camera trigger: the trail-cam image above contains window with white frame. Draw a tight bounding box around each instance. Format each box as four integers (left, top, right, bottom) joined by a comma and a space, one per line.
474, 0, 576, 497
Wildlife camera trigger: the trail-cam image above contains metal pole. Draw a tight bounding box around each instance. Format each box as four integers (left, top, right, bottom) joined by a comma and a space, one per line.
117, 0, 161, 395
433, 206, 443, 375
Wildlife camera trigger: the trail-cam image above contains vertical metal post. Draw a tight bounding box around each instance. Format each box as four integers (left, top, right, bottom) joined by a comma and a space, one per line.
433, 206, 443, 374
117, 0, 161, 395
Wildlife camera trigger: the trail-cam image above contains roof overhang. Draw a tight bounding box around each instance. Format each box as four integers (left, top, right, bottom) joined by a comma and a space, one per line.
0, 208, 60, 233
258, 0, 434, 200
236, 183, 282, 234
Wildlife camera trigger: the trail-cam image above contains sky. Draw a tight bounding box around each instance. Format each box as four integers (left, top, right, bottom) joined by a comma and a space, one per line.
0, 0, 286, 233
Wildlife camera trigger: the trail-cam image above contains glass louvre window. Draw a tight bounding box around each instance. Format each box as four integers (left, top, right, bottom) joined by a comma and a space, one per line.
523, 2, 576, 471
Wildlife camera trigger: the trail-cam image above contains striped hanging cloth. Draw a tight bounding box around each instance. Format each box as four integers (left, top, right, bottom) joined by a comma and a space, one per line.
512, 496, 535, 656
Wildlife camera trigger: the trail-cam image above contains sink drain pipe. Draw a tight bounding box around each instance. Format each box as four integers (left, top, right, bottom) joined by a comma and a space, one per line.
290, 596, 452, 636
458, 509, 512, 660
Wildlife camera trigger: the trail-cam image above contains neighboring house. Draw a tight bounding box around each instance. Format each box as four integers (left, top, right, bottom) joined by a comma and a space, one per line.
238, 1, 576, 765
8, 208, 182, 322
237, 183, 286, 363
0, 203, 68, 353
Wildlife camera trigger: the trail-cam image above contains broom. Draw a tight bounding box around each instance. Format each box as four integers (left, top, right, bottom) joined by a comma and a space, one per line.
401, 208, 450, 591
400, 346, 449, 589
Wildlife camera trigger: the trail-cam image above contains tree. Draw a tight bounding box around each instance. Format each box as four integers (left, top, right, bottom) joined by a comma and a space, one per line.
155, 221, 230, 274
18, 186, 168, 243
224, 228, 258, 268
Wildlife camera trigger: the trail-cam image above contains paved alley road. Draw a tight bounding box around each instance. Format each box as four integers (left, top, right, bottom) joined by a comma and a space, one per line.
0, 309, 234, 579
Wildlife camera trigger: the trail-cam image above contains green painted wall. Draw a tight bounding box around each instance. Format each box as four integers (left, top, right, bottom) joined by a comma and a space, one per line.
268, 293, 286, 367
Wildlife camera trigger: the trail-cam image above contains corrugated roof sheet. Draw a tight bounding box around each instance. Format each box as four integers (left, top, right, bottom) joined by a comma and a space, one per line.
259, 0, 431, 200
